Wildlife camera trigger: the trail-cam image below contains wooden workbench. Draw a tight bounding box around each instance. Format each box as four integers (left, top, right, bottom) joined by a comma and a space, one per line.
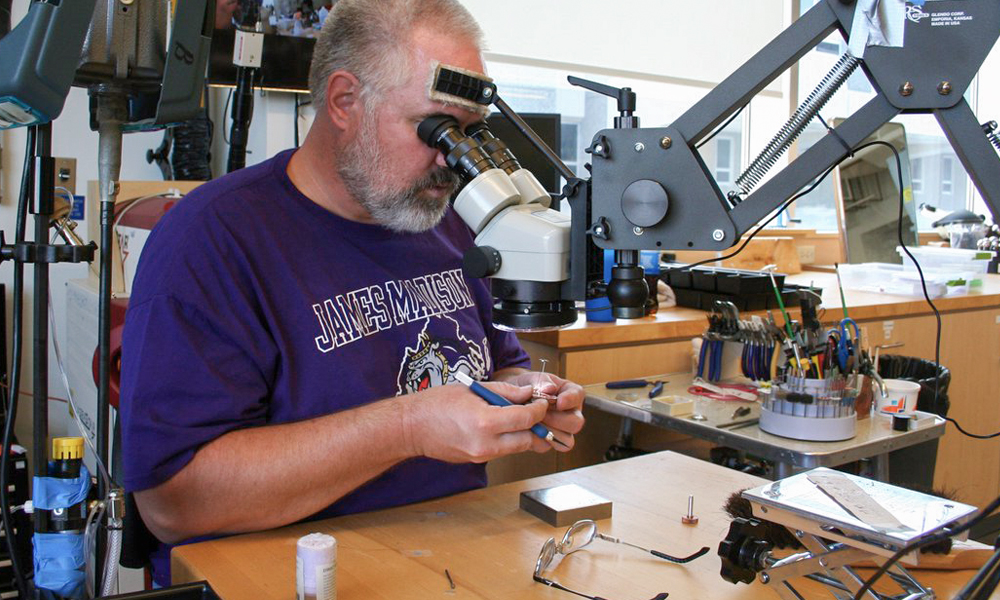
172, 451, 994, 599
509, 272, 1000, 509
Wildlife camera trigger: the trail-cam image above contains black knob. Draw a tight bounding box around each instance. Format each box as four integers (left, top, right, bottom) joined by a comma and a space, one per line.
462, 246, 502, 278
621, 179, 669, 228
718, 518, 773, 585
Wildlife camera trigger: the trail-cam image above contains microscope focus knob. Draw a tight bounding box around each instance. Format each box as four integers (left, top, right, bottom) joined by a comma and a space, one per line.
463, 246, 502, 278
622, 179, 669, 228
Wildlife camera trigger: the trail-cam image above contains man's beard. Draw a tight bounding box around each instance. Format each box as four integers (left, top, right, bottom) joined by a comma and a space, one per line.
338, 119, 460, 233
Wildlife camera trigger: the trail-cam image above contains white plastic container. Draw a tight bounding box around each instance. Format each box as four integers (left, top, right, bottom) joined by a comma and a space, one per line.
297, 533, 337, 600
896, 245, 991, 274
877, 379, 921, 416
837, 262, 978, 298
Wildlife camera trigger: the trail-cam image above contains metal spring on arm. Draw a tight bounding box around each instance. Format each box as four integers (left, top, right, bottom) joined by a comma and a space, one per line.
727, 53, 861, 206
984, 121, 1000, 153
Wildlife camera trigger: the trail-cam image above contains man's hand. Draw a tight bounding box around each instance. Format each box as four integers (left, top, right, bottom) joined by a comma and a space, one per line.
403, 381, 553, 464
492, 369, 585, 451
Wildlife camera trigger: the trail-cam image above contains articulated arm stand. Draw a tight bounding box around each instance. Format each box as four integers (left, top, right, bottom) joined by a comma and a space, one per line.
588, 0, 1000, 254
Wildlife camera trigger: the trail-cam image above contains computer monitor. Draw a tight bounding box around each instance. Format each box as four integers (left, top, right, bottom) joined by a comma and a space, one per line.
485, 112, 563, 206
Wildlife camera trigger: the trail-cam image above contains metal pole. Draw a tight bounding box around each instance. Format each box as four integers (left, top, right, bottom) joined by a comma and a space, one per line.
32, 123, 53, 484
95, 89, 126, 596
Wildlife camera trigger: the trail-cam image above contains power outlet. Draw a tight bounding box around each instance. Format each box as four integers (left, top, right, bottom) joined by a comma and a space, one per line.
797, 244, 816, 264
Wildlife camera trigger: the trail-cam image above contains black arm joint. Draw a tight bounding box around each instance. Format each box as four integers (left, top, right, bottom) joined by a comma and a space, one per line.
560, 177, 586, 199
7, 241, 97, 264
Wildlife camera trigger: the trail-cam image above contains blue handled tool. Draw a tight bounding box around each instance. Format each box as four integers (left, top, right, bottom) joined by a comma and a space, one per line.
606, 379, 653, 389
835, 318, 861, 372
454, 372, 567, 448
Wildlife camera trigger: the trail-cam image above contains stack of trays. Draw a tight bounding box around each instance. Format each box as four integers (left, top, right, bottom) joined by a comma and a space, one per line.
661, 265, 818, 311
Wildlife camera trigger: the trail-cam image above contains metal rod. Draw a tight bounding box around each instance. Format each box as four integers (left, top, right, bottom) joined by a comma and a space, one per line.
492, 96, 576, 182
730, 94, 900, 235
32, 123, 52, 484
935, 99, 1000, 221
673, 0, 840, 143
96, 90, 126, 596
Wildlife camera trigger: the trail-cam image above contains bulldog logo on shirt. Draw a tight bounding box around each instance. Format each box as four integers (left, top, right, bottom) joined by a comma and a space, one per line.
396, 316, 491, 395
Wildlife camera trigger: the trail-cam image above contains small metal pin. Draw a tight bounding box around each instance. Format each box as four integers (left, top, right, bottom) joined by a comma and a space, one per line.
445, 569, 455, 590
681, 495, 699, 525
533, 358, 557, 402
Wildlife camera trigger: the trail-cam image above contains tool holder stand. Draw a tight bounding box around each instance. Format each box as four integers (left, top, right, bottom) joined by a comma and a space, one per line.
759, 376, 859, 441
721, 517, 935, 599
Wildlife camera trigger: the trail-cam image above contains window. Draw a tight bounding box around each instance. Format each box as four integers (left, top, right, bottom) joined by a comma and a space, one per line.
560, 122, 579, 175
941, 157, 953, 196
911, 157, 923, 193
484, 58, 753, 211
715, 137, 733, 183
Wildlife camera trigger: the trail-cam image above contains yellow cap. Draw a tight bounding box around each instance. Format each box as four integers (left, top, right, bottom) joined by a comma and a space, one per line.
52, 437, 84, 461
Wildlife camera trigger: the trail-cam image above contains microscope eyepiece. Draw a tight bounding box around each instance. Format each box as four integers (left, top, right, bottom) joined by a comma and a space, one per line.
416, 114, 458, 147
466, 121, 521, 175
417, 115, 497, 179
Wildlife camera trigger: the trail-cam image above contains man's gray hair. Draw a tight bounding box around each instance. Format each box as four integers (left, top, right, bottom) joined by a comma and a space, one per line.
308, 0, 484, 112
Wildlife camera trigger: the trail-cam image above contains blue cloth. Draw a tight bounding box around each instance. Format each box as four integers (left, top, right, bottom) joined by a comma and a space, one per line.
120, 149, 531, 587
32, 465, 91, 510
33, 532, 86, 599
585, 296, 614, 322
639, 250, 660, 275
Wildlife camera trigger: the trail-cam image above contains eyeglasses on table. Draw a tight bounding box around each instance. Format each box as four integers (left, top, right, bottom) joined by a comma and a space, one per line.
533, 519, 710, 600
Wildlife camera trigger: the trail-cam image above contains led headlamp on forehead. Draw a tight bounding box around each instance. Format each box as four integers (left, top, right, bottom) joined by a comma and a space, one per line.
428, 63, 497, 112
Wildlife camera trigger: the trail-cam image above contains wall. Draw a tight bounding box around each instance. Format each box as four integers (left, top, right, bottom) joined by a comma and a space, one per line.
459, 0, 785, 93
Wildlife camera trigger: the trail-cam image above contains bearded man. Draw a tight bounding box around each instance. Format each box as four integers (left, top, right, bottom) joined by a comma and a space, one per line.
119, 0, 585, 588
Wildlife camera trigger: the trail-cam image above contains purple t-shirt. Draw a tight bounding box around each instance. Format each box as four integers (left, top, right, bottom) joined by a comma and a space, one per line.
120, 149, 530, 585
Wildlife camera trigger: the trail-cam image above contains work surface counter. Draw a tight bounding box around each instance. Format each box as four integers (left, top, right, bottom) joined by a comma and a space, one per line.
172, 452, 995, 599
518, 271, 1000, 349
509, 271, 1000, 511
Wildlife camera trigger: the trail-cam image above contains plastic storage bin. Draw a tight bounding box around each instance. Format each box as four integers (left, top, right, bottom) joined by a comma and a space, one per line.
837, 262, 979, 298
896, 245, 991, 274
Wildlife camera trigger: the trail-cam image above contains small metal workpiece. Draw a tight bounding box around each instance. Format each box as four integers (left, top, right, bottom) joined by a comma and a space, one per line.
533, 359, 557, 402
682, 495, 699, 525
690, 413, 707, 421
